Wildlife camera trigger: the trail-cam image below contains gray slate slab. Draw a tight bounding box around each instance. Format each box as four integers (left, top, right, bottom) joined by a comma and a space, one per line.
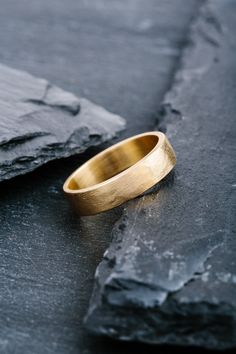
85, 0, 236, 349
0, 64, 125, 181
0, 1, 204, 354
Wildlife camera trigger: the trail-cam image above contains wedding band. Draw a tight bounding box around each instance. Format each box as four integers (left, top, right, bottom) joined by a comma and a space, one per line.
63, 131, 176, 216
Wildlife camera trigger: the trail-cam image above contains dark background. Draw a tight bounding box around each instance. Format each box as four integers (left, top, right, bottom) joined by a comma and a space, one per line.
0, 1, 230, 353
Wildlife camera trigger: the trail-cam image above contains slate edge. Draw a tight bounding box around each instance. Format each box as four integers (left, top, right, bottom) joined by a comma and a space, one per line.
84, 1, 234, 349
0, 64, 126, 181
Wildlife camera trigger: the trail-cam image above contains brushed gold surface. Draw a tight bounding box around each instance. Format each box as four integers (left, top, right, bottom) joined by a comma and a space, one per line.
63, 132, 176, 216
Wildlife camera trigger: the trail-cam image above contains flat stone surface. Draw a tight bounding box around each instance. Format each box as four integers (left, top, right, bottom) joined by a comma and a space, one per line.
0, 1, 203, 354
0, 0, 200, 137
85, 0, 236, 350
0, 64, 125, 181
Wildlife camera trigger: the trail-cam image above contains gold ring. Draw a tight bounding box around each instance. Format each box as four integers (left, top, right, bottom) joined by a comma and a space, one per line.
63, 131, 176, 216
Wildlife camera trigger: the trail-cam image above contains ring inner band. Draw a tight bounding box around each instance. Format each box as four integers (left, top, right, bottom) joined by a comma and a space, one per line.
67, 134, 159, 191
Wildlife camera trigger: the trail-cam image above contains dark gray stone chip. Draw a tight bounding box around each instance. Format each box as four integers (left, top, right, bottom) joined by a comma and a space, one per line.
0, 64, 125, 181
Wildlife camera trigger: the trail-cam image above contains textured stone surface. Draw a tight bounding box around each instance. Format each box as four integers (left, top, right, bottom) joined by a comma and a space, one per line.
85, 0, 236, 349
0, 1, 205, 354
0, 64, 125, 181
0, 0, 200, 138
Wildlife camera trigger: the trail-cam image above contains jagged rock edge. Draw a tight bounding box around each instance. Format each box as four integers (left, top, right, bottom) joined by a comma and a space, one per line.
84, 0, 227, 336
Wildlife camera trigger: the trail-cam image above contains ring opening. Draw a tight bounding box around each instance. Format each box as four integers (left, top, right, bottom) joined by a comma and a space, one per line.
67, 134, 158, 190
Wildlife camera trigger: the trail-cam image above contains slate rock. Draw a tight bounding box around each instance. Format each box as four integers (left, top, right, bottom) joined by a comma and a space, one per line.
0, 64, 125, 181
0, 1, 203, 353
85, 0, 236, 349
